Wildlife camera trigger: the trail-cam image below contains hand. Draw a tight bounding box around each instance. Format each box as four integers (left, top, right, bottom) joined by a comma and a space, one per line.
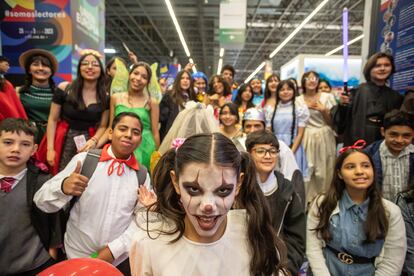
339, 93, 350, 105
184, 63, 195, 71
47, 149, 55, 167
96, 246, 114, 263
79, 139, 96, 152
138, 186, 157, 207
308, 101, 326, 112
49, 247, 58, 260
128, 52, 138, 65
62, 161, 89, 196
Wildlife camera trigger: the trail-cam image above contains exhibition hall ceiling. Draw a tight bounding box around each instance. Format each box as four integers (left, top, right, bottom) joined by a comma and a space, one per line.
106, 0, 365, 80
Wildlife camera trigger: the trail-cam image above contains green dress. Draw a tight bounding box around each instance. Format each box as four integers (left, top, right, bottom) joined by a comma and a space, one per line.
19, 85, 54, 144
115, 104, 156, 169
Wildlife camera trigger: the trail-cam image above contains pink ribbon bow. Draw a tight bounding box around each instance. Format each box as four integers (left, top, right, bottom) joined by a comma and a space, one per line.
339, 139, 367, 154
171, 138, 186, 150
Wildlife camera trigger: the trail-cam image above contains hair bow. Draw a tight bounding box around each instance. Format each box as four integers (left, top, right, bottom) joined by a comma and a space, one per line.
339, 139, 367, 154
171, 138, 186, 151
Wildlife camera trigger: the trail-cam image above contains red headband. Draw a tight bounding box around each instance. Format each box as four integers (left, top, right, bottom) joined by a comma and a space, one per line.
339, 139, 366, 154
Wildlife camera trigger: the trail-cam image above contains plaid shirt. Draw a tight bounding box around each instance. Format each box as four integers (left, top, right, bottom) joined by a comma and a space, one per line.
380, 141, 414, 201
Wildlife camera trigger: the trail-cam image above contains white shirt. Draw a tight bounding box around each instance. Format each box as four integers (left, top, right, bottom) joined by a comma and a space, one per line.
34, 146, 151, 266
0, 168, 27, 190
130, 210, 251, 276
257, 172, 278, 196
237, 135, 299, 180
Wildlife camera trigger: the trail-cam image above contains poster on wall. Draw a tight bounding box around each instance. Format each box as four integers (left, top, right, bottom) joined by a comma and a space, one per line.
71, 0, 105, 76
0, 0, 105, 84
376, 0, 414, 92
0, 0, 73, 85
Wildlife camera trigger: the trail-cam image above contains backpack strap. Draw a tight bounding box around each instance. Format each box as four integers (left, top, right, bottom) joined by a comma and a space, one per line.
80, 149, 102, 179
136, 165, 148, 186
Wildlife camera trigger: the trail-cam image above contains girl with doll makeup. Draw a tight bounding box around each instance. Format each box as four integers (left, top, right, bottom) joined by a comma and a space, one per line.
130, 133, 288, 276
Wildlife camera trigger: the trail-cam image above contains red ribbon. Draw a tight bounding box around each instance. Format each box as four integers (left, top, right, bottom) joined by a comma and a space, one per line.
99, 144, 139, 176
339, 139, 367, 154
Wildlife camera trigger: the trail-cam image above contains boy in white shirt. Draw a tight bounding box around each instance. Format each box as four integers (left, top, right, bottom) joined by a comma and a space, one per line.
34, 112, 151, 275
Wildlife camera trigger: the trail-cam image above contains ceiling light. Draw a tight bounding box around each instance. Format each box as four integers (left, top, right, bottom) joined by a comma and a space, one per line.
217, 58, 223, 74
165, 0, 192, 58
244, 61, 266, 83
269, 0, 330, 58
325, 34, 364, 56
219, 48, 225, 58
245, 0, 330, 83
104, 48, 116, 54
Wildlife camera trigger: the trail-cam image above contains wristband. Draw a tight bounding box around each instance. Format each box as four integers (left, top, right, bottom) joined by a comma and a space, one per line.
90, 252, 98, 258
90, 137, 98, 143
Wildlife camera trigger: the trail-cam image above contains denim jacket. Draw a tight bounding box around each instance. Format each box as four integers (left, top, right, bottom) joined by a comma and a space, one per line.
307, 193, 407, 276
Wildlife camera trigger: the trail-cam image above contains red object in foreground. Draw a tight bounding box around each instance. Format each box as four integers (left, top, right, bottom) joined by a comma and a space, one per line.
38, 258, 123, 276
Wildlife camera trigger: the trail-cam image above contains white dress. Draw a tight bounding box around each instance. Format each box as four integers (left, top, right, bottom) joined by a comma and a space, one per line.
297, 93, 336, 204
130, 210, 251, 276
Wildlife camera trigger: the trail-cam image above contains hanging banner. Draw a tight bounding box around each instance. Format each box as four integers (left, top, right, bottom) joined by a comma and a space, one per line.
219, 0, 246, 50
376, 0, 414, 92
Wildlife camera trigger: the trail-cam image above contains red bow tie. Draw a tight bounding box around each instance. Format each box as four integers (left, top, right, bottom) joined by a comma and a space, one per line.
99, 144, 139, 176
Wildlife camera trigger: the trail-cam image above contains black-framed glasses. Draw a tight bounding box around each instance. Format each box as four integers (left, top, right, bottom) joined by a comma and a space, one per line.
253, 147, 279, 157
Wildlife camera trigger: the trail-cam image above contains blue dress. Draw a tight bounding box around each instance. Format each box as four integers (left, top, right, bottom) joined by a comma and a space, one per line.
271, 100, 309, 178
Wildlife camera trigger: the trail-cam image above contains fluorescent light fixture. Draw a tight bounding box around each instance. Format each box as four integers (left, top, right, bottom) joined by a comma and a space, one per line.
244, 61, 266, 83
269, 0, 330, 58
217, 58, 223, 74
219, 48, 225, 58
325, 34, 364, 56
104, 48, 116, 54
165, 0, 191, 58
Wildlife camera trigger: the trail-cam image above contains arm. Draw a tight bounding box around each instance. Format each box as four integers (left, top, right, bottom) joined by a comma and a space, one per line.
375, 202, 407, 276
34, 153, 88, 213
150, 99, 160, 148
107, 215, 140, 262
80, 109, 109, 152
46, 103, 62, 167
284, 192, 306, 274
97, 94, 118, 148
396, 196, 414, 275
306, 198, 331, 276
291, 126, 305, 153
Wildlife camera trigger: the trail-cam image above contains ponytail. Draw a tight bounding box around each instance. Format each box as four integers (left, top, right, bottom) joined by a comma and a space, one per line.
150, 149, 185, 242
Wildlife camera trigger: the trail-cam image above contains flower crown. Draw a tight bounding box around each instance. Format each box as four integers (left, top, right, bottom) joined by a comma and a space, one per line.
80, 49, 102, 59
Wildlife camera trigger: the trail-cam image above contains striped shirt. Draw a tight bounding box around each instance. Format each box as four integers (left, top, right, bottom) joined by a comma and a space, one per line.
380, 141, 414, 201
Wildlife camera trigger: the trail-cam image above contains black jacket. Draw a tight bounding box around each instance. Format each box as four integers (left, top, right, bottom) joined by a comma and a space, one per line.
159, 93, 180, 141
26, 162, 61, 250
265, 171, 306, 275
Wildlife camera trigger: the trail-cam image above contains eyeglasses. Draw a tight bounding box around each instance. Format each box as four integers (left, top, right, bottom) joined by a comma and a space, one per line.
305, 77, 319, 82
80, 60, 100, 67
252, 147, 279, 157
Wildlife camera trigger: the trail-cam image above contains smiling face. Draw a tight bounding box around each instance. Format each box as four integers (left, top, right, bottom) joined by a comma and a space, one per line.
213, 77, 224, 95
318, 81, 331, 93
109, 115, 142, 159
250, 144, 278, 177
304, 72, 319, 92
382, 125, 414, 156
107, 61, 117, 78
79, 54, 102, 81
0, 131, 37, 174
267, 77, 279, 95
129, 65, 149, 92
250, 79, 262, 95
241, 86, 253, 102
278, 83, 294, 103
339, 152, 374, 195
370, 57, 393, 85
29, 59, 52, 85
171, 162, 240, 243
219, 106, 238, 127
222, 69, 234, 84
194, 78, 206, 93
